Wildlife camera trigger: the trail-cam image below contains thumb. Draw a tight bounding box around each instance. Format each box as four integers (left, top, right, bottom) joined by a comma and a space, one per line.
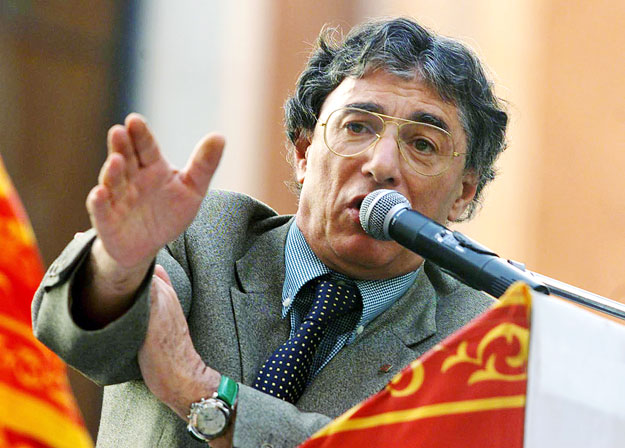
153, 264, 174, 287
181, 133, 225, 196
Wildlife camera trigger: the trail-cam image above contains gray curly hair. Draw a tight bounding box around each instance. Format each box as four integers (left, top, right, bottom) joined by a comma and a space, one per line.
284, 17, 508, 220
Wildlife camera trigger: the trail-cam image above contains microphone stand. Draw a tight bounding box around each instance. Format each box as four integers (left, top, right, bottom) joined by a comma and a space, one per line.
507, 260, 625, 321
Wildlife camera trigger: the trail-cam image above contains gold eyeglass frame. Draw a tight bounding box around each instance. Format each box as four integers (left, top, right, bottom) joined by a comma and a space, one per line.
319, 107, 466, 177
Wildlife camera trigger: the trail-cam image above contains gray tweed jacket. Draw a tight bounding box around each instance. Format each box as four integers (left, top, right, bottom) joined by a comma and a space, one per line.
32, 190, 493, 448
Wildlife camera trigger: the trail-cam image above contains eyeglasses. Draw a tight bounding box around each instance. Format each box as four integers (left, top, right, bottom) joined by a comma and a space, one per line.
319, 107, 465, 177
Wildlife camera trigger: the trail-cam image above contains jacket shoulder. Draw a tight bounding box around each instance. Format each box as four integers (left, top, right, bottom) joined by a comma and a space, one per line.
424, 261, 495, 332
168, 190, 292, 266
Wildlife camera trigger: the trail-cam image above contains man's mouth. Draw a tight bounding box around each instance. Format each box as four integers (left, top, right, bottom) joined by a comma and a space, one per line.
347, 195, 366, 212
345, 195, 368, 227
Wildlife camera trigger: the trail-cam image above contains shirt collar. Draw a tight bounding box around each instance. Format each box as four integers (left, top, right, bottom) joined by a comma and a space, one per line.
282, 222, 418, 335
282, 222, 330, 317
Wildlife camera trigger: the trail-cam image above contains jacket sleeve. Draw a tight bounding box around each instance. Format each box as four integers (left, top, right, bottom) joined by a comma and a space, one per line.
233, 384, 332, 447
31, 229, 192, 386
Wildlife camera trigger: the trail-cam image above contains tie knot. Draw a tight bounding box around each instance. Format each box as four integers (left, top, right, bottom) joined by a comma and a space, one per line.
305, 277, 361, 325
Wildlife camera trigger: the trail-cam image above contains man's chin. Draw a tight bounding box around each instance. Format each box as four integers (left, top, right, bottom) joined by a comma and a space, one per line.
329, 236, 413, 278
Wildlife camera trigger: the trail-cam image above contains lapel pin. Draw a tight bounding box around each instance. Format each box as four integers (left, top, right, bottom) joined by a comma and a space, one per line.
378, 364, 392, 373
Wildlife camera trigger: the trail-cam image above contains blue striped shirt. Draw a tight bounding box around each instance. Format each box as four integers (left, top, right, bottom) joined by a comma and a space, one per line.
282, 222, 418, 380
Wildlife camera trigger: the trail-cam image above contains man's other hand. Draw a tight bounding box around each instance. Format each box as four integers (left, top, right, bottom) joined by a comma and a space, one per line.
138, 265, 221, 418
138, 265, 232, 446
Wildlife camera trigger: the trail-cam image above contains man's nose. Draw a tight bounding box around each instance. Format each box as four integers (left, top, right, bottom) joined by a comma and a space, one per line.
360, 125, 402, 186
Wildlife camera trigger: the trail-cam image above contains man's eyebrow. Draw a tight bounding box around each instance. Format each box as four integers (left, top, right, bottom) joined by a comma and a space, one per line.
345, 102, 383, 113
408, 112, 450, 132
345, 102, 450, 132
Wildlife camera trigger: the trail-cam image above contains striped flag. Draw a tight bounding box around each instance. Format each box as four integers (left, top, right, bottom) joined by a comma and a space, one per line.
300, 282, 531, 447
0, 157, 92, 447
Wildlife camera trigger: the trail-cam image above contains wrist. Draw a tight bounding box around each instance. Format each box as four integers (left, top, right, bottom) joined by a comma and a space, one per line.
71, 239, 154, 328
170, 355, 221, 420
91, 238, 154, 294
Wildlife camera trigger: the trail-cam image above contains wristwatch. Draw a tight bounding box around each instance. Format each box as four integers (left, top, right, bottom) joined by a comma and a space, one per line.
187, 375, 239, 442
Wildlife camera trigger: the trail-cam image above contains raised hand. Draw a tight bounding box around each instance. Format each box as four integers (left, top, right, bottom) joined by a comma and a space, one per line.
87, 113, 224, 269
72, 114, 224, 327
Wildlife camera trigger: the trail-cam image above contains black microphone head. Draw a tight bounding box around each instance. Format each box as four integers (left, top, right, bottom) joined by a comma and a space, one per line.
360, 189, 411, 241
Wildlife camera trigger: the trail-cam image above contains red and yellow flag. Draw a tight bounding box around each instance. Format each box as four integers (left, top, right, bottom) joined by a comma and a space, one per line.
301, 283, 531, 448
0, 157, 92, 447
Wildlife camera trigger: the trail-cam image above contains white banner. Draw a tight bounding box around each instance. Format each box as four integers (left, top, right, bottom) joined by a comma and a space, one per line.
524, 292, 625, 447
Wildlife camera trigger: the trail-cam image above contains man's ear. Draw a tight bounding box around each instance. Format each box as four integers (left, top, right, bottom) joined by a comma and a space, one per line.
293, 132, 312, 184
447, 169, 479, 222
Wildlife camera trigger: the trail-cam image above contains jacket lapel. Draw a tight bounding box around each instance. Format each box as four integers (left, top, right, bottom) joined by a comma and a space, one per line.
230, 217, 293, 385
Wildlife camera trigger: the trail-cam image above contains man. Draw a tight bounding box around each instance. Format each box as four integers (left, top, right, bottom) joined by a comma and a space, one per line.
33, 17, 507, 447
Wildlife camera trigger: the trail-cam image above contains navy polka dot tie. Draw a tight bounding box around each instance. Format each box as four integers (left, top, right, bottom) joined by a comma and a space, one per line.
252, 276, 361, 403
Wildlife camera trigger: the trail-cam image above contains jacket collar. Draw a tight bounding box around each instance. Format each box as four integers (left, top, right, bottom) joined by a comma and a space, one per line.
234, 216, 292, 294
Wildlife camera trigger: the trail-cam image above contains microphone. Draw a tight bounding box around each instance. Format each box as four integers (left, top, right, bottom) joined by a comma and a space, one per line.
359, 189, 548, 298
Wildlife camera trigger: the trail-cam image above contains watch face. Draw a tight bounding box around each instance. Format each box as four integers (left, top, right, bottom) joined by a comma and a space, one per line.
196, 404, 227, 435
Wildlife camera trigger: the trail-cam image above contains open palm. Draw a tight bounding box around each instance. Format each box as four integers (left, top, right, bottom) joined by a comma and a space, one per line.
86, 114, 224, 269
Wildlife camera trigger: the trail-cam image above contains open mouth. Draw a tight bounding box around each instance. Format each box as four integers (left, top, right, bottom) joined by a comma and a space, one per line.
355, 197, 364, 211
348, 195, 366, 211
346, 195, 368, 227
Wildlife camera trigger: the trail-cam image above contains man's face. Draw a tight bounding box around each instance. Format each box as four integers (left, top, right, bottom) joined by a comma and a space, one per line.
294, 70, 478, 280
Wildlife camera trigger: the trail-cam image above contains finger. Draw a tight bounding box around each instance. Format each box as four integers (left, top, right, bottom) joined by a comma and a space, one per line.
125, 113, 162, 167
97, 152, 123, 185
149, 268, 178, 314
86, 184, 113, 229
108, 124, 139, 178
180, 133, 225, 196
153, 264, 174, 287
100, 153, 127, 204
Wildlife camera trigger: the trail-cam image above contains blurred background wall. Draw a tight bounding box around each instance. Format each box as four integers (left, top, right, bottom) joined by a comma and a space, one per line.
2, 0, 624, 440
